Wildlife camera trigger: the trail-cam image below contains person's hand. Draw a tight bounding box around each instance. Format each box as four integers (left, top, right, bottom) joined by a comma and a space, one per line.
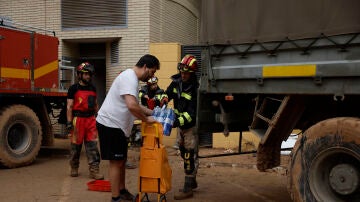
144, 95, 149, 99
66, 121, 73, 134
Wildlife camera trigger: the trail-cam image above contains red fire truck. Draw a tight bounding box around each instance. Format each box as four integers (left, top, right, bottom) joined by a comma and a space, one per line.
0, 20, 69, 168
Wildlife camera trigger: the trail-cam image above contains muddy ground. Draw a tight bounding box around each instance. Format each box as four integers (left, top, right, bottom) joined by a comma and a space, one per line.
0, 138, 292, 202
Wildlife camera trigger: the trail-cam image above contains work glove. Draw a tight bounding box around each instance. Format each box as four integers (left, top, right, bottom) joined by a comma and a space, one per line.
66, 121, 73, 134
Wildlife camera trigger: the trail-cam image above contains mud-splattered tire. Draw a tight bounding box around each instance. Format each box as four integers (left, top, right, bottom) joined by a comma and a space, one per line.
0, 105, 42, 168
287, 117, 360, 202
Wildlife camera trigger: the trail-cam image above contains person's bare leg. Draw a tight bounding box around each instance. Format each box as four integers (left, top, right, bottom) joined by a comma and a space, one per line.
119, 160, 126, 190
109, 160, 125, 197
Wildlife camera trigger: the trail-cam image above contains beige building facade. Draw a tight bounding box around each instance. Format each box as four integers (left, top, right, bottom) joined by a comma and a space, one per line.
0, 0, 200, 105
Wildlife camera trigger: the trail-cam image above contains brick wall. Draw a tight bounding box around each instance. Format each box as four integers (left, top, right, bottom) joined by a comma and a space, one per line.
150, 0, 200, 45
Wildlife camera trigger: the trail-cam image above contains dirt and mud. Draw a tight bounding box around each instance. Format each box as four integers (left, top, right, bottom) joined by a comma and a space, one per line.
0, 138, 292, 202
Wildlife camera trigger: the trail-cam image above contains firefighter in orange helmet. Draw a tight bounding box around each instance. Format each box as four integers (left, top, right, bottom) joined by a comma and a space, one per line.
165, 55, 199, 200
66, 62, 103, 180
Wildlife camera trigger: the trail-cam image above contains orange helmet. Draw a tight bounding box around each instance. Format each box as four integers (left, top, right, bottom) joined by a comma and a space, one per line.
147, 76, 158, 85
178, 54, 197, 72
77, 62, 95, 75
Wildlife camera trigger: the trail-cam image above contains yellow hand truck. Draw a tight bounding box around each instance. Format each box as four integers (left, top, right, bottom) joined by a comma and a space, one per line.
133, 122, 172, 202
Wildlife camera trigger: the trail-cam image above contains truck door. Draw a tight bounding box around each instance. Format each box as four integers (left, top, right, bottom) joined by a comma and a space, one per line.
33, 33, 59, 90
0, 27, 31, 90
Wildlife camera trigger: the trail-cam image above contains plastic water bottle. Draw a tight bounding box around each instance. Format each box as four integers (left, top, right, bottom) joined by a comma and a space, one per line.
158, 106, 166, 123
163, 108, 175, 136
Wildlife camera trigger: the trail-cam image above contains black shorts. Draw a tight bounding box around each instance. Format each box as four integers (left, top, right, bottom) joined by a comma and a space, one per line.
96, 121, 128, 160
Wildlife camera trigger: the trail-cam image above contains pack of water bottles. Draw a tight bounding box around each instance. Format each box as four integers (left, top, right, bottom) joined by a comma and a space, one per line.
152, 105, 175, 136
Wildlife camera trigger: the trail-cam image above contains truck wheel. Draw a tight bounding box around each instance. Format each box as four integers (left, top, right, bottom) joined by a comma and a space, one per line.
0, 105, 42, 168
287, 117, 360, 202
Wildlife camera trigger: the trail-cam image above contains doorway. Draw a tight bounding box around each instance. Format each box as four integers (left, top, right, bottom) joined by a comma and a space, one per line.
78, 43, 106, 107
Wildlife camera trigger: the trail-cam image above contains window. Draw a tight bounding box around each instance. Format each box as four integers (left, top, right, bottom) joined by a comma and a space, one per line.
61, 0, 127, 30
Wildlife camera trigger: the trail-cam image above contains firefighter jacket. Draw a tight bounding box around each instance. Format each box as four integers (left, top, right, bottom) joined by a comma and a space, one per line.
139, 85, 167, 108
165, 73, 198, 130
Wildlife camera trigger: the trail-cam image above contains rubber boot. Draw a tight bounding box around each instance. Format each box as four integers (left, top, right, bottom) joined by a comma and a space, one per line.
89, 165, 104, 180
190, 176, 197, 189
69, 144, 81, 177
174, 176, 194, 200
85, 141, 103, 179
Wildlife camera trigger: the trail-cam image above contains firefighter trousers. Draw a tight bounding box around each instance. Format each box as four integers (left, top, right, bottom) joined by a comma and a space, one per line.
178, 126, 199, 177
69, 116, 100, 168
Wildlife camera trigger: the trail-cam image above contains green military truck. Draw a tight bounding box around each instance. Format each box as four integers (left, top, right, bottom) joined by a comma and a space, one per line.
196, 1, 360, 201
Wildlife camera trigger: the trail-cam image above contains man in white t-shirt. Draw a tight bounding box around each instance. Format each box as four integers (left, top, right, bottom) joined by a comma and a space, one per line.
96, 54, 159, 202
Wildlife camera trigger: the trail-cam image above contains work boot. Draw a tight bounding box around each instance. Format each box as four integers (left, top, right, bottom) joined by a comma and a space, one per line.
174, 176, 194, 200
89, 166, 104, 180
70, 167, 78, 177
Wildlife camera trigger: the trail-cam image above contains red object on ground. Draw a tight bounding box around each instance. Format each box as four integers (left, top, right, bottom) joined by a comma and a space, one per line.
87, 180, 111, 192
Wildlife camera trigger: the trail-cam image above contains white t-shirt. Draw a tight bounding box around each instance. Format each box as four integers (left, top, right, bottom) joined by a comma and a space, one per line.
96, 69, 138, 136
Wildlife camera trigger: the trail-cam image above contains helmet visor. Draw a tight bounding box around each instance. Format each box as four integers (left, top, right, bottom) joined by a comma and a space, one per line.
177, 63, 193, 72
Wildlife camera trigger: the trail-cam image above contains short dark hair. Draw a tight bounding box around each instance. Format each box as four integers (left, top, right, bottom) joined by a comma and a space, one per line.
136, 54, 160, 70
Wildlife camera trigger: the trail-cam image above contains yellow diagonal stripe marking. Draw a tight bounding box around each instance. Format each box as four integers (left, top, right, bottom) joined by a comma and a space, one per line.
34, 60, 58, 79
263, 64, 316, 78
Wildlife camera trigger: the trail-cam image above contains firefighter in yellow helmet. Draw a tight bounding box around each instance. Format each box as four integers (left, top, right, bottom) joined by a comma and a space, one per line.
139, 76, 168, 109
165, 54, 199, 200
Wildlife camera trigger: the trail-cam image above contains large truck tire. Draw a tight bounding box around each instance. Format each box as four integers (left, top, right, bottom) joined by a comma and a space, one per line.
0, 105, 42, 168
287, 117, 360, 202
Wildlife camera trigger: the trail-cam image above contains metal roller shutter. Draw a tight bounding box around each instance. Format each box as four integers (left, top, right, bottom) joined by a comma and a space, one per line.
61, 0, 127, 30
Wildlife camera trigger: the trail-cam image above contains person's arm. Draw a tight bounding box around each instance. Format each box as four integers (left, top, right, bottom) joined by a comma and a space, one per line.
94, 99, 99, 115
66, 99, 74, 122
66, 98, 74, 133
140, 104, 153, 116
66, 85, 75, 123
124, 94, 156, 123
93, 85, 99, 113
